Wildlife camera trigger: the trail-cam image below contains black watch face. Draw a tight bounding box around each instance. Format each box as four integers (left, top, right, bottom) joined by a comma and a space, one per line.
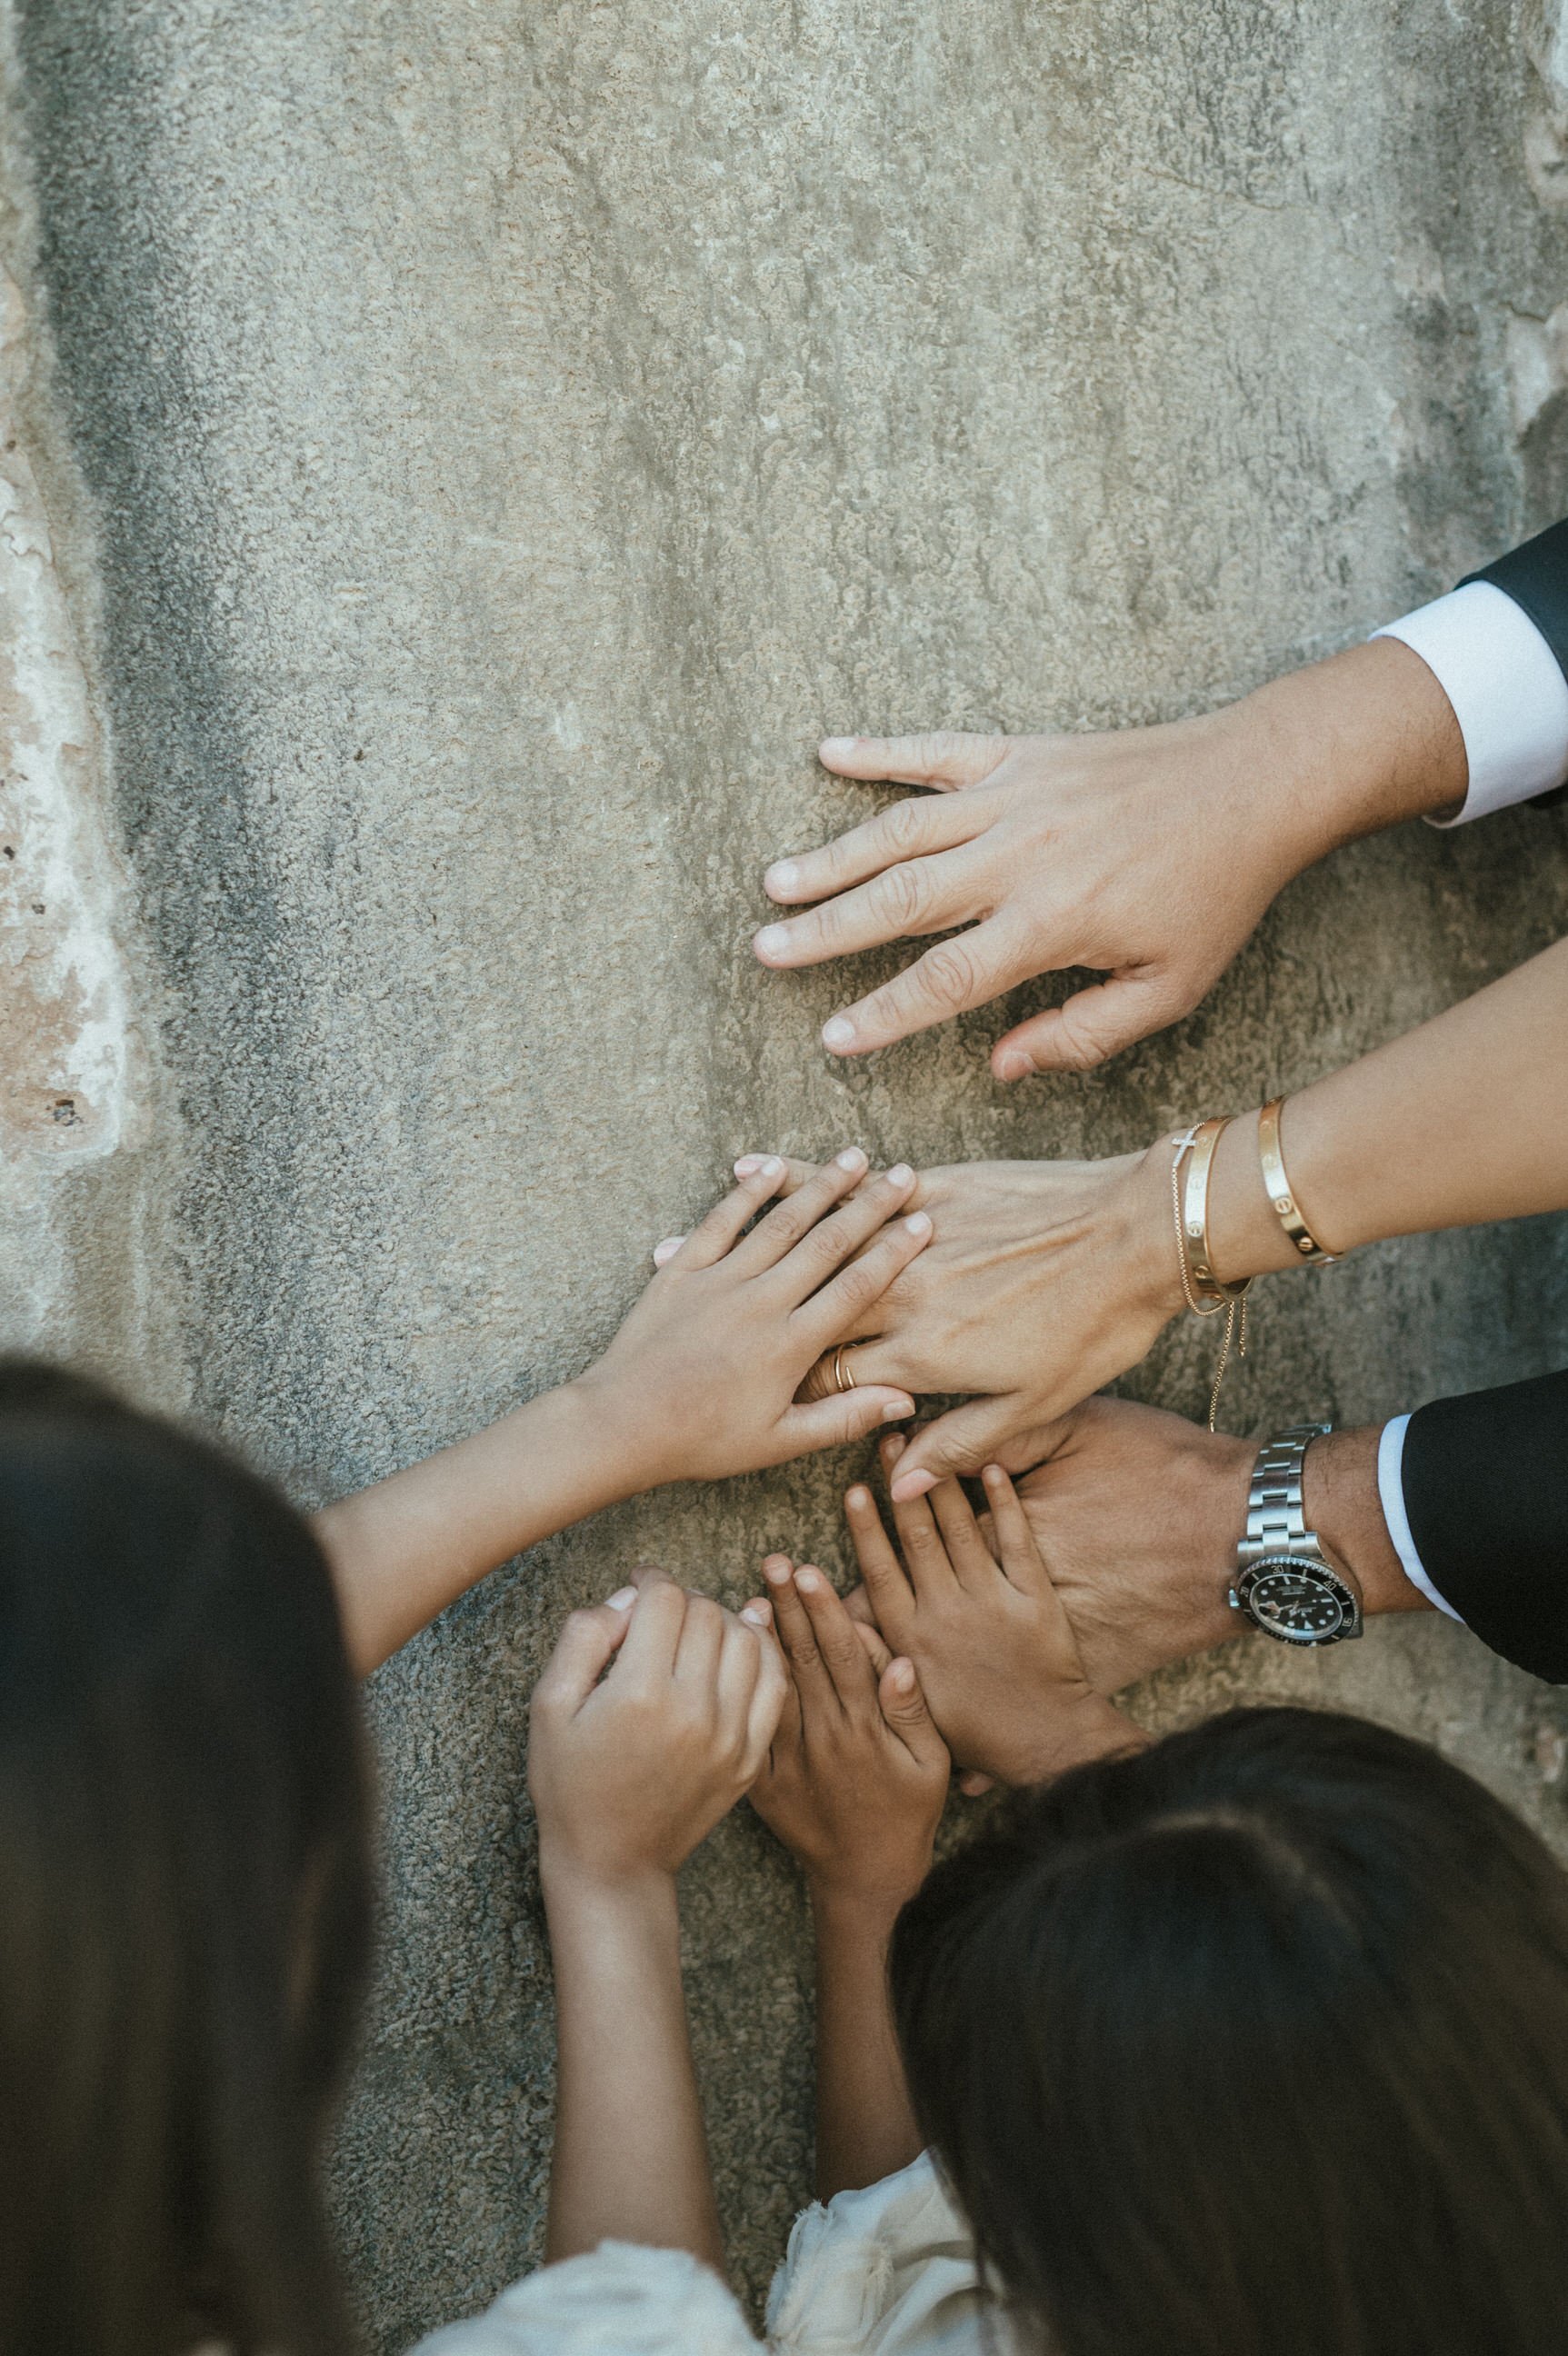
1245, 1559, 1350, 1643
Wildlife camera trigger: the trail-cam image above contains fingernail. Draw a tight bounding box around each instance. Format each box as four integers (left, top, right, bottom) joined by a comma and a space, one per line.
822, 1016, 855, 1052
982, 1463, 1004, 1483
760, 1155, 784, 1178
764, 860, 800, 894
606, 1587, 637, 1612
653, 1236, 683, 1264
740, 1603, 770, 1626
882, 1434, 906, 1461
892, 1470, 937, 1502
754, 924, 791, 958
795, 1568, 823, 1594
882, 1397, 914, 1422
887, 1163, 913, 1187
734, 1155, 763, 1175
764, 1559, 791, 1586
846, 1485, 872, 1508
995, 1049, 1032, 1083
819, 736, 855, 759
835, 1145, 866, 1172
904, 1211, 932, 1236
890, 1661, 914, 1694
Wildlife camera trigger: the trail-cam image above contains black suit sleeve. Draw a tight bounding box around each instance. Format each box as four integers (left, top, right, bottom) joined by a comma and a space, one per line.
1463, 521, 1568, 809
1401, 1369, 1568, 1681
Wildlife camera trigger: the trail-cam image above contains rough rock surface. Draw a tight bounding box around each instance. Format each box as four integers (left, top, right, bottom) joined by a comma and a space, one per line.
2, 1, 1567, 2344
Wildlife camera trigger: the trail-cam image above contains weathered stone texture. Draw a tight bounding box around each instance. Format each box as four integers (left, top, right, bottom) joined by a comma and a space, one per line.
2, 1, 1567, 2345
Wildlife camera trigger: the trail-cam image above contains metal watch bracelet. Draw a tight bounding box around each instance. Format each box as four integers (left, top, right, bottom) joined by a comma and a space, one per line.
1236, 1422, 1332, 1569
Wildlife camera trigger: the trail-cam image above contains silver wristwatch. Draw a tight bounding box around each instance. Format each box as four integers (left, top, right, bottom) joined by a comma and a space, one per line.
1227, 1422, 1363, 1646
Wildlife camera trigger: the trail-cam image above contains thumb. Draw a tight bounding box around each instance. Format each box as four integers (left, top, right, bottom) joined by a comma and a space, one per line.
532, 1593, 636, 1714
888, 1396, 1018, 1502
991, 971, 1190, 1081
781, 1388, 917, 1456
879, 1656, 948, 1768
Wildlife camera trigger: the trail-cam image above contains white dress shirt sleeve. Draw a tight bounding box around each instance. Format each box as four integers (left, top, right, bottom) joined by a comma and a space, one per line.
1376, 1414, 1465, 1622
1373, 579, 1568, 825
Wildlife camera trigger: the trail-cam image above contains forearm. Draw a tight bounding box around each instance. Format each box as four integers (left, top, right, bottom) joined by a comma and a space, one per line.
542, 1866, 724, 2270
315, 1379, 650, 1675
1207, 936, 1568, 1278
1229, 633, 1468, 860
810, 1887, 922, 2202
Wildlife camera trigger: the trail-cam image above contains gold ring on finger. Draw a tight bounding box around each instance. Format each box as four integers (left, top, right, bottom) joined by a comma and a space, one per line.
833, 1344, 856, 1393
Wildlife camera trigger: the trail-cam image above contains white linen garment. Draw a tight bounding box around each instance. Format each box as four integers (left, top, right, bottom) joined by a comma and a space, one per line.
408, 2152, 1015, 2356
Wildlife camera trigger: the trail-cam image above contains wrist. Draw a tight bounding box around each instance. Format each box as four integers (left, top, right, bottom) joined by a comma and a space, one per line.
1233, 638, 1468, 863
807, 1872, 921, 1933
538, 1845, 682, 1918
554, 1365, 673, 1498
1303, 1425, 1432, 1616
1124, 1138, 1194, 1325
1005, 1691, 1153, 1783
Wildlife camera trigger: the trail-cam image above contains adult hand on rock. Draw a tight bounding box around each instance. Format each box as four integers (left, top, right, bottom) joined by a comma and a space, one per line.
1001, 1396, 1432, 1692
776, 1149, 1187, 1495
752, 642, 1465, 1078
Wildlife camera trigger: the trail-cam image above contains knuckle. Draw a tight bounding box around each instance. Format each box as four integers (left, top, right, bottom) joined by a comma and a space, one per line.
881, 797, 933, 857
869, 859, 931, 931
916, 937, 982, 1010
1052, 1009, 1113, 1073
828, 1259, 878, 1313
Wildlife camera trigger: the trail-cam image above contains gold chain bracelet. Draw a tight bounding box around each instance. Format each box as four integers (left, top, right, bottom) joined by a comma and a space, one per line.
1170, 1120, 1252, 1431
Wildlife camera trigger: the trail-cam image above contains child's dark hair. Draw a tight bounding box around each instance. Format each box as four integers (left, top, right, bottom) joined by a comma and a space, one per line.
0, 1359, 372, 2356
891, 1705, 1568, 2356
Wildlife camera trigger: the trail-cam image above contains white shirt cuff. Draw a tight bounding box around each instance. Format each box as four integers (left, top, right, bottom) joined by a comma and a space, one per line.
1373, 579, 1568, 826
1376, 1414, 1464, 1622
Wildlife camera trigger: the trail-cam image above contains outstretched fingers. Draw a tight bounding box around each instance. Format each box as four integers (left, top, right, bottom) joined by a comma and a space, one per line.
754, 838, 987, 968
664, 1158, 789, 1271
928, 1476, 1006, 1595
784, 1177, 929, 1333
978, 1462, 1053, 1596
761, 794, 984, 932
820, 912, 1036, 1059
792, 1566, 881, 1720
814, 731, 1012, 790
763, 1555, 837, 1709
843, 1480, 914, 1637
731, 1148, 876, 1273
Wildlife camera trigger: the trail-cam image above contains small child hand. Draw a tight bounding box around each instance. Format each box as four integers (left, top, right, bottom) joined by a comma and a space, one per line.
747, 1558, 948, 1913
844, 1437, 1144, 1787
577, 1150, 931, 1487
529, 1569, 787, 1893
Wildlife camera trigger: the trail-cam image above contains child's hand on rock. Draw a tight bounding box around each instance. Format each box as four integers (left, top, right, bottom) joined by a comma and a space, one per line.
844, 1434, 1144, 1792
575, 1149, 930, 1486
529, 1567, 786, 1895
747, 1558, 948, 1916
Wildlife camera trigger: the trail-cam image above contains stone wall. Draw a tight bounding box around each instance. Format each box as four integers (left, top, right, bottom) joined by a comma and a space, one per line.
2, 1, 1567, 2344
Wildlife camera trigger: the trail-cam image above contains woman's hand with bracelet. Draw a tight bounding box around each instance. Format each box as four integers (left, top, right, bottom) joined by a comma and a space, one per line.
749, 1148, 1189, 1495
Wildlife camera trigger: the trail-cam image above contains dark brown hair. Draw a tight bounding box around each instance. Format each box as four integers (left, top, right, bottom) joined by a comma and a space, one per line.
0, 1360, 373, 2356
892, 1706, 1568, 2356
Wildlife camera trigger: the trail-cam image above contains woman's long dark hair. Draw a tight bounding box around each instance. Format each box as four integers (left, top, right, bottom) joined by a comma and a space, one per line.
892, 1706, 1568, 2356
0, 1360, 373, 2356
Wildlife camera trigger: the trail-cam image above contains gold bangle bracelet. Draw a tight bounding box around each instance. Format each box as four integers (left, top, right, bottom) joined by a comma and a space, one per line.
1257, 1097, 1337, 1265
1169, 1119, 1252, 1432
1180, 1116, 1252, 1302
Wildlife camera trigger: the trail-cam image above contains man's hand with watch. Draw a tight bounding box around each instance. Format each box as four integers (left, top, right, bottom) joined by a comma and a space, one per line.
1004, 1396, 1433, 1698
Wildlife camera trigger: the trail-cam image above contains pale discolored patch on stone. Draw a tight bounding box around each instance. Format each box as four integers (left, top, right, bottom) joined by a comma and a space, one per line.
0, 262, 128, 1164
